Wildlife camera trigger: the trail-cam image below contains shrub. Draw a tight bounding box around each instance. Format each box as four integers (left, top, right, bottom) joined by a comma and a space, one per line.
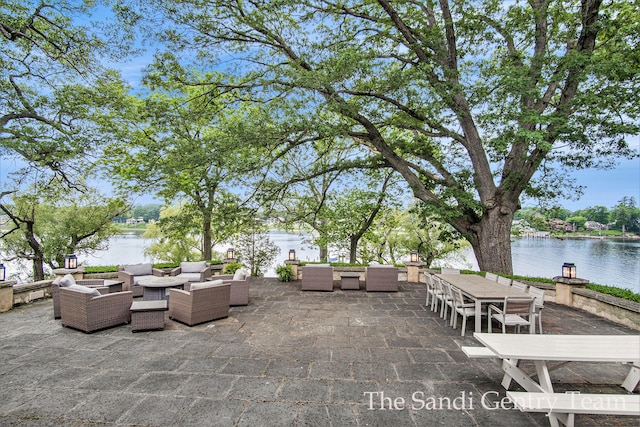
223, 261, 243, 275
275, 264, 293, 282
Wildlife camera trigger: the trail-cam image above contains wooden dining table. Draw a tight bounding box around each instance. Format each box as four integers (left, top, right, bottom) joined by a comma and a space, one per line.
435, 273, 531, 333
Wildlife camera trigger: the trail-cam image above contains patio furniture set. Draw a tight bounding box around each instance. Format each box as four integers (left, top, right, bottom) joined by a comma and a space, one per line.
427, 271, 545, 336
54, 262, 251, 333
301, 264, 398, 292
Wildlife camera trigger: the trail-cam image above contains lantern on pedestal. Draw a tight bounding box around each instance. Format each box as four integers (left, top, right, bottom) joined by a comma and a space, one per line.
0, 263, 5, 281
226, 248, 235, 260
289, 249, 296, 261
410, 251, 419, 263
64, 254, 78, 270
562, 262, 576, 279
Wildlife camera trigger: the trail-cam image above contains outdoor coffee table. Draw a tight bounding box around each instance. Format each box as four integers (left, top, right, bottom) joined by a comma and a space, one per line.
130, 300, 168, 332
340, 272, 361, 290
138, 276, 188, 301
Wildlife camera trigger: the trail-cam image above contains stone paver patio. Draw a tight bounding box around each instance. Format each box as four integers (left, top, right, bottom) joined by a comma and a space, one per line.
0, 278, 637, 426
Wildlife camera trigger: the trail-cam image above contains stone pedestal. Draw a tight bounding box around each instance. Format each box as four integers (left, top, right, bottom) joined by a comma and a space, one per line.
0, 280, 16, 312
0, 280, 16, 313
53, 267, 85, 281
553, 276, 589, 306
406, 262, 426, 283
284, 260, 299, 281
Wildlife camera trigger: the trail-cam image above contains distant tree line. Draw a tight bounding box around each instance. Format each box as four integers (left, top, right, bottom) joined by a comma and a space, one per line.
114, 204, 162, 223
514, 197, 640, 233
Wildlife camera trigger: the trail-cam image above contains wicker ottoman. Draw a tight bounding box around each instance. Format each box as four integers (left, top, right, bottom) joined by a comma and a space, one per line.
130, 300, 168, 332
340, 272, 361, 290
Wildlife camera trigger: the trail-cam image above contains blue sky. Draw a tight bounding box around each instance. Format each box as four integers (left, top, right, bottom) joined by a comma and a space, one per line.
560, 156, 640, 211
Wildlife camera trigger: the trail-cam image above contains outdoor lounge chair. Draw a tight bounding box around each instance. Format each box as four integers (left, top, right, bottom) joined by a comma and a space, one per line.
59, 287, 132, 333
168, 281, 231, 326
118, 263, 165, 297
301, 264, 334, 291
365, 265, 398, 292
52, 275, 112, 319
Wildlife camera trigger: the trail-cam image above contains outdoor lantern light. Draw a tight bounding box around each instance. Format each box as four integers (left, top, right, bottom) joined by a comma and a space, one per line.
0, 263, 5, 282
410, 250, 419, 263
64, 254, 78, 269
289, 249, 296, 261
562, 262, 576, 279
226, 248, 235, 260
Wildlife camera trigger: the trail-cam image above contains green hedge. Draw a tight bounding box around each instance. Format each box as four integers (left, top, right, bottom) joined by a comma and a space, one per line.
586, 283, 640, 303
83, 260, 224, 274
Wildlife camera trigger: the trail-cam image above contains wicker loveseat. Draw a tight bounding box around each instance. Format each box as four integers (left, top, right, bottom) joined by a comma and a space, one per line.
168, 281, 231, 326
170, 261, 212, 284
365, 265, 399, 292
59, 287, 133, 333
301, 264, 334, 291
118, 263, 164, 298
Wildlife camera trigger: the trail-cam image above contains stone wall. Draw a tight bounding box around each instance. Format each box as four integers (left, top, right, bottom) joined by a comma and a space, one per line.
12, 280, 53, 306
572, 288, 640, 331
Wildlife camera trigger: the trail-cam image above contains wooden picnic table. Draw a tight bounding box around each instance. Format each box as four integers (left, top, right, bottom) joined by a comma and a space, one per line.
466, 333, 640, 427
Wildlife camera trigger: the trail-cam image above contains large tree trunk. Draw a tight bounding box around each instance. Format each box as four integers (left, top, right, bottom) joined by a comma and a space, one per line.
349, 235, 358, 264
467, 207, 514, 275
319, 244, 328, 262
202, 217, 212, 260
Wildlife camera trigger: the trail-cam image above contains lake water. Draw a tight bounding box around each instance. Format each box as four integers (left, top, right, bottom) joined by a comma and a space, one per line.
5, 230, 639, 293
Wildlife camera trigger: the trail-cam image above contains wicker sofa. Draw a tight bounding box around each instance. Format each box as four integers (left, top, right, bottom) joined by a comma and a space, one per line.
301, 264, 334, 291
168, 281, 231, 326
169, 261, 212, 284
365, 265, 399, 292
59, 287, 133, 333
118, 263, 165, 298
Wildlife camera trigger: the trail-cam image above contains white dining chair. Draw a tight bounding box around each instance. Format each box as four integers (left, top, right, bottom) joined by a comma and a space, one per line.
488, 297, 536, 334
511, 281, 529, 293
450, 286, 486, 336
485, 272, 499, 282
497, 276, 513, 287
528, 286, 546, 333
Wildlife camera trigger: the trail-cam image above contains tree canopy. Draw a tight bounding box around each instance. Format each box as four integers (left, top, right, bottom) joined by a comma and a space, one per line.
123, 0, 639, 274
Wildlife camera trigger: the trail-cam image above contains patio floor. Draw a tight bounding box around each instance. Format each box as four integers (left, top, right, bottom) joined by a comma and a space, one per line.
0, 278, 637, 426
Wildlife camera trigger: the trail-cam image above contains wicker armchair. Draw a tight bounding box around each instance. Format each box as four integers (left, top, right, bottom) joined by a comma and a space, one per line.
301, 264, 334, 291
118, 263, 164, 298
168, 282, 231, 326
52, 278, 112, 319
214, 273, 250, 306
59, 288, 133, 333
365, 265, 398, 292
